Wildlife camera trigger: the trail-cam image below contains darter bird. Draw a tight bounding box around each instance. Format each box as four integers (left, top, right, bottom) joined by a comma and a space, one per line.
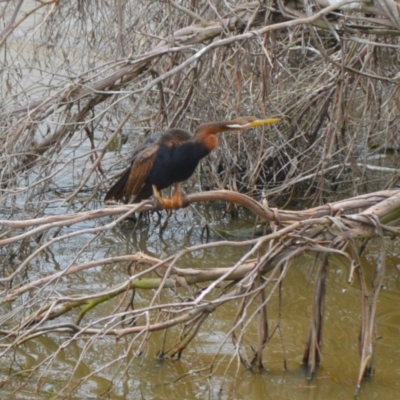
104, 116, 279, 209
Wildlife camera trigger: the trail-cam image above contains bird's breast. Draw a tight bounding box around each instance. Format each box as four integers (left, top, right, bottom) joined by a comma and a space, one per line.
147, 141, 210, 189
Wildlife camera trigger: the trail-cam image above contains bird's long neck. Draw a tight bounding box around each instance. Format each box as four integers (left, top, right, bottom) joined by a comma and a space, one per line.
194, 121, 233, 152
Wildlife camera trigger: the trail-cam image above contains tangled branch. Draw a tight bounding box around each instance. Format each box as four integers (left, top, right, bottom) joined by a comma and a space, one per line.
1, 0, 400, 396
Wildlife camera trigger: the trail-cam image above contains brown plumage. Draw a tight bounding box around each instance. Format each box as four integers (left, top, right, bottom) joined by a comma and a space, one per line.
104, 116, 279, 209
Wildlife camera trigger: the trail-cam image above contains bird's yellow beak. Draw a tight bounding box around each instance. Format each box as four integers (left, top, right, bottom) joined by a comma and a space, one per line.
249, 117, 280, 127
225, 116, 280, 129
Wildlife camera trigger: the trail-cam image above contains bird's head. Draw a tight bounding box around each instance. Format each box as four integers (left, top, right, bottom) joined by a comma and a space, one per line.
194, 116, 280, 151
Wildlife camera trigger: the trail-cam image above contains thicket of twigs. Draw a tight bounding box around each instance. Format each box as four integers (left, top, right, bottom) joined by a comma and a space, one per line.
1, 0, 400, 396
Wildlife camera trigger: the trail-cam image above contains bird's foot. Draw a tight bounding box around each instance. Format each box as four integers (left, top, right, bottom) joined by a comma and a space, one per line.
171, 193, 189, 209
152, 194, 189, 210
153, 196, 169, 210
152, 185, 189, 210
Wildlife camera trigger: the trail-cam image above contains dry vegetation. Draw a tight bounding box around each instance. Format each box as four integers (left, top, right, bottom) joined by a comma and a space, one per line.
1, 0, 400, 396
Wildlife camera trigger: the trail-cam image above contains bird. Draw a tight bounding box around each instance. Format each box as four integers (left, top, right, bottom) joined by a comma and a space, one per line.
104, 116, 280, 209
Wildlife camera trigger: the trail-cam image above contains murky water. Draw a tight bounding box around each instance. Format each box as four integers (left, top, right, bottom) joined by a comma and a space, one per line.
2, 206, 400, 399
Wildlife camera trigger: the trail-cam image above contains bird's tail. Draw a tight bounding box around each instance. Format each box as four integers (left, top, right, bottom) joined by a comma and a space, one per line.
105, 169, 153, 203
104, 168, 131, 202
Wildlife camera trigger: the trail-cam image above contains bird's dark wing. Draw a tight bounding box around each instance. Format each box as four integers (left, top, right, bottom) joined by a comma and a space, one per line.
104, 133, 161, 202
123, 144, 158, 198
